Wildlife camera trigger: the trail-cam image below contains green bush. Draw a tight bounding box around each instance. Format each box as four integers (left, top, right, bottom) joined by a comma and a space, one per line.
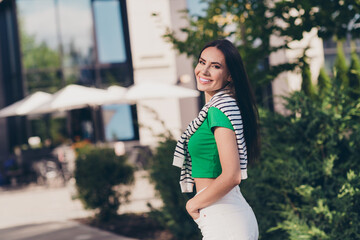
242, 83, 360, 239
148, 135, 201, 240
147, 92, 359, 239
300, 58, 316, 100
74, 146, 134, 221
147, 87, 359, 239
317, 67, 331, 99
334, 41, 349, 89
348, 50, 360, 100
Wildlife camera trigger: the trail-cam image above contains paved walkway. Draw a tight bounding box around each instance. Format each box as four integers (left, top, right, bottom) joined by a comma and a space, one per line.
0, 221, 137, 240
0, 183, 92, 229
0, 170, 162, 240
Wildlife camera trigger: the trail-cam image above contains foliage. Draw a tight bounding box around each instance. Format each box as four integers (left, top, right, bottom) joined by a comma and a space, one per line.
334, 41, 349, 89
18, 19, 62, 93
348, 49, 360, 100
48, 117, 68, 145
161, 0, 283, 89
21, 38, 61, 70
147, 81, 360, 239
300, 57, 316, 99
270, 0, 360, 40
74, 146, 134, 221
317, 67, 331, 98
30, 116, 68, 146
148, 135, 201, 240
160, 0, 359, 103
241, 78, 360, 239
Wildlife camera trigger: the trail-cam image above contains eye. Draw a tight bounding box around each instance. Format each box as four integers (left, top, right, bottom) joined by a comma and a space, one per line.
212, 65, 221, 69
198, 59, 205, 65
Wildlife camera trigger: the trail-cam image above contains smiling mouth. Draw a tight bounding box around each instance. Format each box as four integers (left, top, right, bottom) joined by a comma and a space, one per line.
199, 77, 212, 84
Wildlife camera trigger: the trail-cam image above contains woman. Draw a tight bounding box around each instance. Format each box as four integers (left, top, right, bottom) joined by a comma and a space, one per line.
173, 39, 260, 239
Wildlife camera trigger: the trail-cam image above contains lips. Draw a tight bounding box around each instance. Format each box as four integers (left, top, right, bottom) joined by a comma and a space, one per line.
199, 77, 212, 84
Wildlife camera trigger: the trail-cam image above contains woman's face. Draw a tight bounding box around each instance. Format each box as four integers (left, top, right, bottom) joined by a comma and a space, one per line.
194, 47, 231, 99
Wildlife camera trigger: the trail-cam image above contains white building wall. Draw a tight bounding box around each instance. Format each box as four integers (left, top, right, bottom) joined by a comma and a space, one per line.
126, 0, 197, 146
168, 0, 199, 133
270, 28, 325, 114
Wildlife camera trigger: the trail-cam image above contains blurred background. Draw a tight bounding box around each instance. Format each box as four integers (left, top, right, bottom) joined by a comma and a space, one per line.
0, 0, 359, 239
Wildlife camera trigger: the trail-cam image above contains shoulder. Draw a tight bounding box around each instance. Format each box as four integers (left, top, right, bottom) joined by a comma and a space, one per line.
208, 106, 223, 120
210, 94, 239, 110
208, 107, 234, 131
208, 106, 226, 117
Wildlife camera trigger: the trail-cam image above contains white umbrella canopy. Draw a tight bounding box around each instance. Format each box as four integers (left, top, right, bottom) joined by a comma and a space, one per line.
0, 91, 52, 118
103, 85, 128, 104
31, 84, 112, 114
125, 83, 200, 102
107, 85, 127, 95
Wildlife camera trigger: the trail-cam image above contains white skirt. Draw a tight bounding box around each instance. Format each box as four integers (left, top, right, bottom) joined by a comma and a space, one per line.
194, 186, 259, 240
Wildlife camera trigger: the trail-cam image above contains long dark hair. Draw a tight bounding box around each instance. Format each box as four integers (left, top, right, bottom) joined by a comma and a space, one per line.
199, 39, 260, 163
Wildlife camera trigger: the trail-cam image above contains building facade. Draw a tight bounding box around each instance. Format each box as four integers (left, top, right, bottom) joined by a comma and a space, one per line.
0, 0, 198, 164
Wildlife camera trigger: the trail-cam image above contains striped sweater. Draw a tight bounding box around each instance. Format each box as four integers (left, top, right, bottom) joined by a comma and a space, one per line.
173, 90, 248, 193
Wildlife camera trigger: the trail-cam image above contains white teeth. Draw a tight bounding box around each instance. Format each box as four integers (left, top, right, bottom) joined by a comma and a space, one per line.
200, 77, 211, 82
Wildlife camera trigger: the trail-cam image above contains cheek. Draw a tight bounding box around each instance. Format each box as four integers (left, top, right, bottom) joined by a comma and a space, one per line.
194, 67, 201, 77
212, 71, 224, 80
194, 65, 201, 75
214, 72, 229, 85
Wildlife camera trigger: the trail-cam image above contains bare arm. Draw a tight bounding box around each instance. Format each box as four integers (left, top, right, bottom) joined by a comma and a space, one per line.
186, 126, 241, 219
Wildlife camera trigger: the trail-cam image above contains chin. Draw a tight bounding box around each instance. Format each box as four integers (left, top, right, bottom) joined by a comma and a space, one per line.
196, 83, 206, 92
196, 87, 205, 92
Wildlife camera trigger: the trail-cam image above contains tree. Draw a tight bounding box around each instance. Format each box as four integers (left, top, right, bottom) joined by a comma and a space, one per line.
270, 0, 360, 41
334, 41, 349, 89
317, 67, 331, 98
300, 57, 315, 99
348, 49, 360, 99
241, 62, 360, 239
18, 19, 62, 93
161, 1, 287, 86
161, 0, 360, 106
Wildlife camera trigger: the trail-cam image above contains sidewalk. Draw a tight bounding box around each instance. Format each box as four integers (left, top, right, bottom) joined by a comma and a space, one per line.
0, 183, 92, 229
0, 170, 162, 239
0, 221, 137, 240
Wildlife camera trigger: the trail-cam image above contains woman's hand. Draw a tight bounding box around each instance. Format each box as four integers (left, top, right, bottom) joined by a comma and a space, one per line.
186, 198, 200, 220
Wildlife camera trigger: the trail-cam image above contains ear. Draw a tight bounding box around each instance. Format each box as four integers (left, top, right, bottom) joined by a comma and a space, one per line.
227, 75, 232, 82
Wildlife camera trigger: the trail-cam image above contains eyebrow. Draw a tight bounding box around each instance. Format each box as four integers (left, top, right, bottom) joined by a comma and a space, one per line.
199, 57, 223, 66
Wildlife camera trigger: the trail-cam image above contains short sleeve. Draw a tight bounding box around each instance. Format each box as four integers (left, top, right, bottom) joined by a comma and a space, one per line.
208, 107, 234, 131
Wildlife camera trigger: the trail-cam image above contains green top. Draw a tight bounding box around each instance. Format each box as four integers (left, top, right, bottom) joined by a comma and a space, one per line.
188, 107, 234, 178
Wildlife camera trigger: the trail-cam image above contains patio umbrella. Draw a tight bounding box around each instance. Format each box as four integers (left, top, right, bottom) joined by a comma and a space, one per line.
32, 84, 113, 114
28, 84, 121, 142
124, 83, 199, 102
102, 85, 128, 105
0, 91, 52, 118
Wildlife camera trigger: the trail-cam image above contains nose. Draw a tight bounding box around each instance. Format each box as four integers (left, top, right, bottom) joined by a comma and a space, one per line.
200, 64, 210, 75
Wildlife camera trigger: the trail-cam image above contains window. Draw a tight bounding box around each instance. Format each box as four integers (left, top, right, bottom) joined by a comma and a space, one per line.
16, 0, 133, 93
102, 104, 138, 141
17, 0, 62, 92
93, 0, 127, 64
14, 0, 137, 143
58, 0, 94, 67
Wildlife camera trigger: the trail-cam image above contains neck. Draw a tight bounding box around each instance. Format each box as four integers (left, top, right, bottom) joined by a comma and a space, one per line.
205, 82, 233, 103
205, 92, 213, 103
205, 88, 231, 103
